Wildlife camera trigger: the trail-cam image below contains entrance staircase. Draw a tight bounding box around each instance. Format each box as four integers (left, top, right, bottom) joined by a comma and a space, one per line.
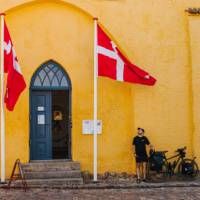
18, 160, 83, 187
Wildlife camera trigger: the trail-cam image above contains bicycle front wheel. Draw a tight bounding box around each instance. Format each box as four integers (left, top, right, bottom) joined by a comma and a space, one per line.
177, 158, 199, 178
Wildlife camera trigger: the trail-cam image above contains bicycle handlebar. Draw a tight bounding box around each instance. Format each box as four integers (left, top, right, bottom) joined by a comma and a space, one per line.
175, 146, 187, 153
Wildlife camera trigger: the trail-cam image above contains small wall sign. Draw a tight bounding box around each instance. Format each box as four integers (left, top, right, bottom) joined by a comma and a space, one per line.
82, 120, 102, 134
37, 106, 44, 111
37, 114, 45, 125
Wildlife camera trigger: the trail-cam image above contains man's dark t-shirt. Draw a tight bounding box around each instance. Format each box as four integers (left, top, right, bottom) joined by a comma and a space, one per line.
132, 136, 150, 162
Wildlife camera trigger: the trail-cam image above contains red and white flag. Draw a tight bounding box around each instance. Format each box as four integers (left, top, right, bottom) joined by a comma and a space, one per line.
97, 24, 156, 85
3, 20, 26, 111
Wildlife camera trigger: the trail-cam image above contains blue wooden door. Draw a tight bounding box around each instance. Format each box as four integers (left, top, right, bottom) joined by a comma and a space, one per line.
30, 91, 52, 160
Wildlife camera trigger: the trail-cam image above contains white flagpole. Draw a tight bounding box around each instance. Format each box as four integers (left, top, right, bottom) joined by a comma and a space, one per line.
93, 17, 98, 182
0, 13, 5, 183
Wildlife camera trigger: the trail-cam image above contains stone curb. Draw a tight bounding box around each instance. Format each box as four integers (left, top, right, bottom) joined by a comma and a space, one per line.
1, 181, 200, 190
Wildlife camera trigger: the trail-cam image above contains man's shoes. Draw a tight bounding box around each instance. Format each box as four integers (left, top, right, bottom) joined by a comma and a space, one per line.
142, 179, 147, 182
136, 178, 141, 183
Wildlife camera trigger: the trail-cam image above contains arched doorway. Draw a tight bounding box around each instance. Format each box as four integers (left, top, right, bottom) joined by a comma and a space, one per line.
30, 60, 72, 160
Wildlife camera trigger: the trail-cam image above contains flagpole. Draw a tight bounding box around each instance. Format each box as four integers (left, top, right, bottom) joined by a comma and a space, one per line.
93, 17, 98, 182
0, 13, 5, 183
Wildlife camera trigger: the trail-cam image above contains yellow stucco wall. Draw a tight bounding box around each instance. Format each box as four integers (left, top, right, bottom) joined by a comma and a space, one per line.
188, 16, 200, 166
0, 0, 200, 178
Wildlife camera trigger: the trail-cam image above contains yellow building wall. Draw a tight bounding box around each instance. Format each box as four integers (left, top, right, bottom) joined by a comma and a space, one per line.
188, 16, 200, 165
0, 0, 200, 178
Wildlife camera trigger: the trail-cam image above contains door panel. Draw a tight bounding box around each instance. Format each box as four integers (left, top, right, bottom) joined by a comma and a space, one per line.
30, 91, 52, 160
52, 91, 68, 159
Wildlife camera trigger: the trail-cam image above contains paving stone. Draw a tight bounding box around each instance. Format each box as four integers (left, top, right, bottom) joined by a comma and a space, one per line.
1, 187, 200, 200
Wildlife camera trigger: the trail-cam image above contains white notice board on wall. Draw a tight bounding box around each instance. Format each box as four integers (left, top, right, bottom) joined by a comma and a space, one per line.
82, 120, 102, 134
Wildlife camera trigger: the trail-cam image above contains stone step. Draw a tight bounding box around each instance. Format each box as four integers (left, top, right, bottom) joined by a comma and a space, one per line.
20, 161, 83, 186
12, 178, 83, 187
30, 159, 72, 163
22, 161, 80, 172
24, 170, 82, 179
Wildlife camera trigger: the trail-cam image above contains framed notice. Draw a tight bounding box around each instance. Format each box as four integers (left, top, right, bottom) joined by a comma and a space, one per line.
37, 106, 44, 111
82, 120, 102, 134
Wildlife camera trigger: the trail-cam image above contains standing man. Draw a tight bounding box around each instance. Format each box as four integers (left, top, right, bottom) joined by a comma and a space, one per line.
132, 127, 150, 183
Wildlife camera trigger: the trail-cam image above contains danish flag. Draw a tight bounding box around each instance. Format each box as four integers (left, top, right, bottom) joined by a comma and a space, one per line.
97, 24, 156, 85
3, 19, 26, 111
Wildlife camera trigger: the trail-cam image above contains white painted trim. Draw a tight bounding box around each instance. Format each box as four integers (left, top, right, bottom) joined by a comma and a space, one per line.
93, 19, 98, 182
0, 15, 5, 183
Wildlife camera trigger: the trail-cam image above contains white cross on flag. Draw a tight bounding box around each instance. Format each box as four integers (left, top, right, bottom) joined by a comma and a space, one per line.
3, 19, 26, 111
97, 24, 156, 85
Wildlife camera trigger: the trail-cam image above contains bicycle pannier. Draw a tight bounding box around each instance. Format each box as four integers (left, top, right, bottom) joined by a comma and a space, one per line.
149, 151, 165, 172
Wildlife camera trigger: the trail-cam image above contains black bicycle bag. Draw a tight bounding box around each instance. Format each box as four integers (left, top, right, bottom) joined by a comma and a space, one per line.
149, 151, 165, 172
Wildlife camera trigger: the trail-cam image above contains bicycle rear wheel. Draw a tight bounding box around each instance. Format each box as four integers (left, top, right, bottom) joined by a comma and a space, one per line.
177, 158, 199, 178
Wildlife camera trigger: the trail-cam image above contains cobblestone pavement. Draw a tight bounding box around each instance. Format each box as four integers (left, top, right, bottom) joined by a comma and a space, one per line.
0, 187, 200, 200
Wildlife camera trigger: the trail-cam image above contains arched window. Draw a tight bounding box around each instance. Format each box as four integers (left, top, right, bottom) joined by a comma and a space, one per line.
30, 60, 71, 90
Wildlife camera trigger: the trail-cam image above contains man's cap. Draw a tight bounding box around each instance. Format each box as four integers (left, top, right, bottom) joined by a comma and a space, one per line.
137, 127, 145, 132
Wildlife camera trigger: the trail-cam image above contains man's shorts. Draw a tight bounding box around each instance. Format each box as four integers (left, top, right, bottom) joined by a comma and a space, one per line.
136, 155, 148, 163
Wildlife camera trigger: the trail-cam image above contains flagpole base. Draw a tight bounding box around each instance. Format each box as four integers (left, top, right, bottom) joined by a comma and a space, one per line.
92, 180, 99, 183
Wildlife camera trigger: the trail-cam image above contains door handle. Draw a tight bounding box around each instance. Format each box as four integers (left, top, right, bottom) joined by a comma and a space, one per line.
67, 120, 72, 128
70, 121, 72, 128
68, 115, 72, 128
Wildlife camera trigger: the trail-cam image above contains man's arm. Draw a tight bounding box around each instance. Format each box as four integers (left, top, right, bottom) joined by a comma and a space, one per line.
132, 146, 137, 157
145, 137, 151, 156
132, 138, 136, 157
145, 136, 150, 145
132, 145, 135, 154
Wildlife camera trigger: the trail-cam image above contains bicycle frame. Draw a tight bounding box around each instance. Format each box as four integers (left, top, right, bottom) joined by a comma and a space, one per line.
164, 152, 185, 175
